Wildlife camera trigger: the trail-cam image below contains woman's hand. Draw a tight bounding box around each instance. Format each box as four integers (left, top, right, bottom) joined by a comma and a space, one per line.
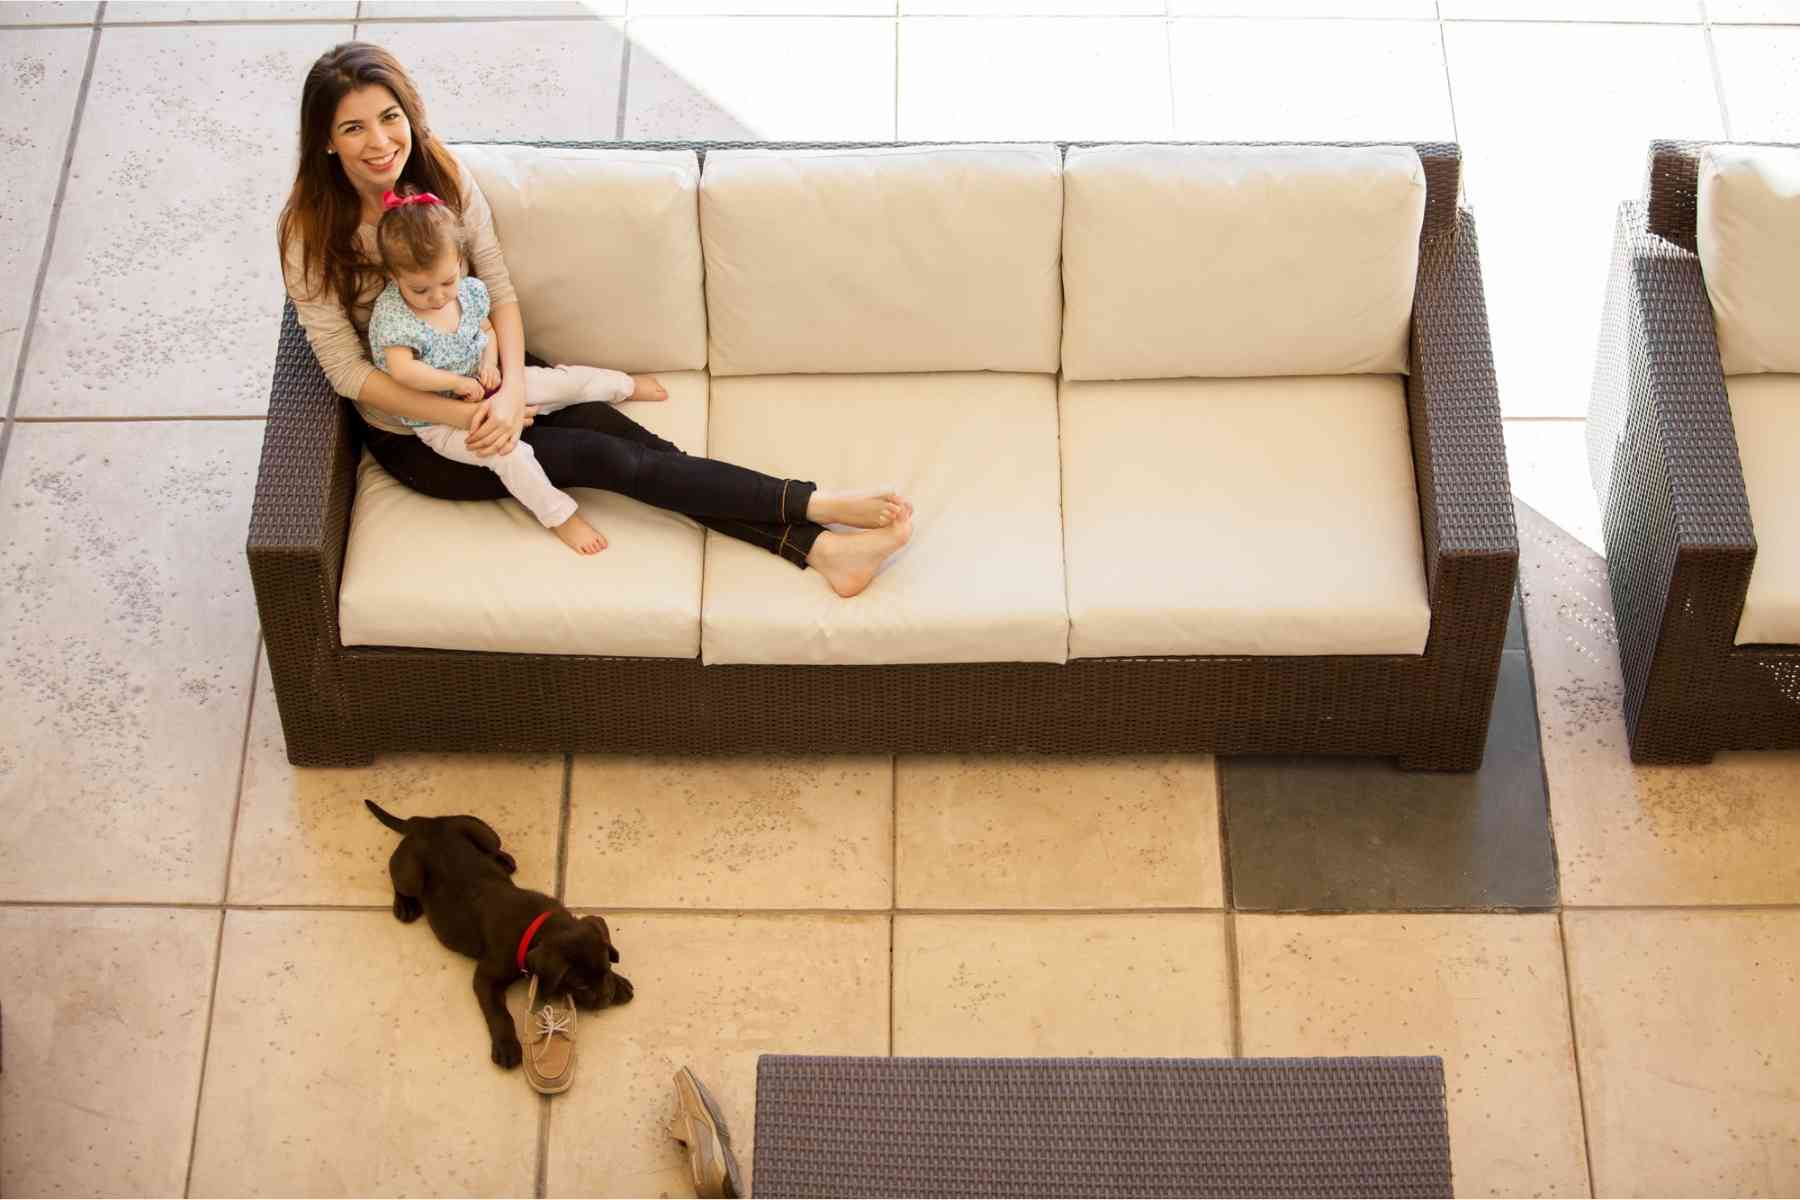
465, 376, 535, 456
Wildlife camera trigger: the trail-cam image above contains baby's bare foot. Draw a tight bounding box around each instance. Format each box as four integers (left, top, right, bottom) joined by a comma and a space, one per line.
630, 375, 668, 402
555, 514, 607, 555
806, 489, 913, 529
808, 513, 913, 598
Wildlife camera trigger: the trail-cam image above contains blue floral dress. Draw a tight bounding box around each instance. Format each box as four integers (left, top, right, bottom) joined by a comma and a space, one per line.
366, 276, 491, 429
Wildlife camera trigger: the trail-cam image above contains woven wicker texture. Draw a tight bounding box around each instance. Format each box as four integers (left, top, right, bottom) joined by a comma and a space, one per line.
248, 140, 1516, 770
1587, 140, 1800, 763
751, 1055, 1453, 1198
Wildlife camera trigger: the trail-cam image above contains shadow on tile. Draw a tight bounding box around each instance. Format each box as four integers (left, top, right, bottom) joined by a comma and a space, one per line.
1221, 647, 1556, 911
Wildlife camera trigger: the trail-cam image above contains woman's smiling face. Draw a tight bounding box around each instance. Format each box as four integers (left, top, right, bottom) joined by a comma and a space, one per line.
329, 84, 411, 200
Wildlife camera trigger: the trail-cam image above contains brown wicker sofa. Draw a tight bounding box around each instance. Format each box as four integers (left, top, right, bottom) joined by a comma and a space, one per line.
1587, 139, 1800, 763
249, 139, 1516, 771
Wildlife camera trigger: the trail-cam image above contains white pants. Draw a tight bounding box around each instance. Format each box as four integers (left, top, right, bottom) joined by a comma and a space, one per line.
414, 364, 635, 529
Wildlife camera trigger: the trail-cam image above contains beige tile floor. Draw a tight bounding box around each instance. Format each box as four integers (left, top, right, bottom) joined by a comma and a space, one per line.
4, 1, 1800, 1196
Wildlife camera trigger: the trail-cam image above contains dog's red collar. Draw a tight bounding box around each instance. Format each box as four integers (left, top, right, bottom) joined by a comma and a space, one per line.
516, 910, 554, 975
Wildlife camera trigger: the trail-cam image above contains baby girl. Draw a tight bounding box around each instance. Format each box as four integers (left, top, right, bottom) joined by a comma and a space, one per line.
367, 186, 667, 555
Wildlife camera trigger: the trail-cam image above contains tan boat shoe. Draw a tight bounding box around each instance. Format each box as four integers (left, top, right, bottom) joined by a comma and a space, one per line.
521, 974, 577, 1095
670, 1066, 744, 1199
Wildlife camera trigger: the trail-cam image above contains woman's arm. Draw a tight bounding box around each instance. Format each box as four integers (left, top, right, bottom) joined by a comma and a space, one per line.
282, 239, 473, 427
357, 369, 480, 428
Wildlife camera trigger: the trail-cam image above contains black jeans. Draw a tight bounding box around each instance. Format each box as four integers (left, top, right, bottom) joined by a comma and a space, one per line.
359, 401, 824, 568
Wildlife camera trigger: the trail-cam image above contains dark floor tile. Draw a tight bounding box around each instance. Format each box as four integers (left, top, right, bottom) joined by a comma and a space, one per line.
1221, 650, 1556, 911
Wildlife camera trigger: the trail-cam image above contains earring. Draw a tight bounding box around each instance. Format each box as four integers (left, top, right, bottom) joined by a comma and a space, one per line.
326, 148, 336, 155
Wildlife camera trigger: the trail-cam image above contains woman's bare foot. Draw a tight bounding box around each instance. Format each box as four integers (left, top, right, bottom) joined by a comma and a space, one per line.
629, 374, 668, 402
554, 514, 607, 555
806, 489, 913, 529
807, 513, 913, 598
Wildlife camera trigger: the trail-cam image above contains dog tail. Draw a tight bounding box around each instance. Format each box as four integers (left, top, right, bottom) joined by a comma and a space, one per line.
365, 799, 411, 834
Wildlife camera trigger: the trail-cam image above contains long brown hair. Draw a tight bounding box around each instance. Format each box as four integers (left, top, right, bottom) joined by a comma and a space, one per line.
276, 42, 465, 316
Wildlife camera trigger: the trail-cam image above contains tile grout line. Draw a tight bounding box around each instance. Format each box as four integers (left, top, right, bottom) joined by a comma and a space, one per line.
183, 906, 230, 1199
1556, 909, 1600, 1199
535, 1095, 552, 1198
182, 637, 258, 1198
1435, 4, 1461, 152
1701, 10, 1734, 140
14, 413, 269, 423
1517, 581, 1564, 911
1215, 756, 1243, 1058
0, 5, 103, 476
1163, 9, 1176, 138
555, 755, 574, 902
11, 897, 1800, 914
545, 754, 569, 1199
615, 25, 631, 140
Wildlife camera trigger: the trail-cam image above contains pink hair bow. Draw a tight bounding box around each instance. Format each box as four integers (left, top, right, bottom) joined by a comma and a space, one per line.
381, 190, 443, 211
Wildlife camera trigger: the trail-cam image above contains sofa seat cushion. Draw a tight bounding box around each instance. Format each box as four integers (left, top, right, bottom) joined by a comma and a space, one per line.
337, 372, 709, 657
700, 145, 1065, 376
1060, 374, 1430, 658
1698, 145, 1800, 376
1061, 143, 1426, 381
701, 372, 1068, 665
1728, 373, 1800, 645
455, 144, 707, 374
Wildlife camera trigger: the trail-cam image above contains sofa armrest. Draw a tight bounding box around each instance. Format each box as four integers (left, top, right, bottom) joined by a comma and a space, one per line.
1407, 207, 1519, 613
246, 300, 363, 764
1587, 200, 1756, 760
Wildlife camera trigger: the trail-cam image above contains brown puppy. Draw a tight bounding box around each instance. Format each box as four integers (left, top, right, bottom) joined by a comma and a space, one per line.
366, 800, 634, 1067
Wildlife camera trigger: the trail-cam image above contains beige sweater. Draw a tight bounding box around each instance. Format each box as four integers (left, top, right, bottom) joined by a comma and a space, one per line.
281, 160, 520, 435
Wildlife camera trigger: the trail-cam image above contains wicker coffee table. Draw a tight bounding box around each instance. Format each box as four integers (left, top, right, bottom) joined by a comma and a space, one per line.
752, 1055, 1452, 1198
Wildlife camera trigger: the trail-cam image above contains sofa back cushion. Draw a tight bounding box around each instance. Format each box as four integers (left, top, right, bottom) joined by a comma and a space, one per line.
700, 144, 1064, 376
1060, 143, 1426, 381
1698, 144, 1800, 376
455, 144, 707, 373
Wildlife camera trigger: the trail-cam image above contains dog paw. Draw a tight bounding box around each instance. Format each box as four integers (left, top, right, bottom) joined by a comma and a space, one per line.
494, 850, 518, 875
608, 973, 635, 1006
393, 895, 423, 923
491, 1034, 523, 1069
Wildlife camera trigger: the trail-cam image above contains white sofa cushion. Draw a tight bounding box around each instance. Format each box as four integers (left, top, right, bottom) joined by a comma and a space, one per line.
1060, 374, 1430, 658
700, 145, 1064, 377
1698, 145, 1800, 376
1061, 143, 1426, 381
338, 373, 709, 657
701, 372, 1068, 664
1727, 373, 1800, 645
455, 144, 707, 374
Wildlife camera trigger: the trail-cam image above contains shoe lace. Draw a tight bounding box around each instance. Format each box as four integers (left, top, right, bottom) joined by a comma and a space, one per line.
533, 1003, 573, 1042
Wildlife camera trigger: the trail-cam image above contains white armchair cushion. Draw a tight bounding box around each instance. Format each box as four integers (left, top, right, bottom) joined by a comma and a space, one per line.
1727, 373, 1800, 645
700, 145, 1064, 376
1061, 143, 1426, 381
455, 144, 707, 374
700, 372, 1068, 664
1060, 373, 1431, 657
337, 374, 709, 657
1698, 144, 1800, 376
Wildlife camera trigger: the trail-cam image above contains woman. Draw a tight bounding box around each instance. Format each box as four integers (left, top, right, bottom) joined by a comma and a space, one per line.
278, 42, 913, 597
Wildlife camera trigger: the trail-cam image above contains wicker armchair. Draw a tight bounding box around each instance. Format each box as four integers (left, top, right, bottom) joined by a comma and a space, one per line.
1587, 140, 1800, 764
248, 139, 1516, 770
